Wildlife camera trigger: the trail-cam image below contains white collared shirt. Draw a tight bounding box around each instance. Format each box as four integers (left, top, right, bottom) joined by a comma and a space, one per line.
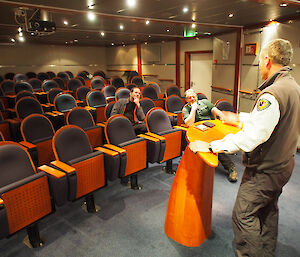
211, 93, 280, 153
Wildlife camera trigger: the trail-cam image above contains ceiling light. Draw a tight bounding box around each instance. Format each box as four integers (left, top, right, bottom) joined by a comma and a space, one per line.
74, 39, 78, 42
30, 32, 35, 36
228, 13, 234, 18
111, 43, 114, 46
19, 32, 23, 37
65, 41, 68, 44
127, 0, 136, 8
145, 20, 150, 25
192, 23, 196, 28
123, 44, 126, 47
87, 12, 96, 21
11, 38, 15, 42
166, 29, 170, 32
280, 3, 287, 7
148, 35, 151, 38
144, 42, 148, 44
120, 25, 124, 30
18, 36, 25, 42
63, 20, 68, 25
133, 38, 136, 40
100, 31, 105, 36
183, 7, 188, 13
18, 27, 22, 32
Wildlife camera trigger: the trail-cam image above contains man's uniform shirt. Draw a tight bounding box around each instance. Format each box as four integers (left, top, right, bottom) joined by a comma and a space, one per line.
182, 99, 215, 122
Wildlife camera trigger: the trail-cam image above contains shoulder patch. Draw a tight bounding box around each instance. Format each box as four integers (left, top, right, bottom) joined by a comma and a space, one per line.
257, 98, 271, 111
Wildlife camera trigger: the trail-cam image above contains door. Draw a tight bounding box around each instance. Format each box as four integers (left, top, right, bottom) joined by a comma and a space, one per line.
190, 53, 213, 101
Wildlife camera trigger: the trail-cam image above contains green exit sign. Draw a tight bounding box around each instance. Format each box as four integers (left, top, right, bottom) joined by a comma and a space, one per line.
184, 29, 196, 37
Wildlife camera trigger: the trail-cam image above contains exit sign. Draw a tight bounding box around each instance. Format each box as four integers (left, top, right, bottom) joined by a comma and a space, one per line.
184, 29, 196, 37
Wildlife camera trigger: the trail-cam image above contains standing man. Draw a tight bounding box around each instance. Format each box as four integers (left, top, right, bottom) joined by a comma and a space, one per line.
190, 39, 300, 256
111, 87, 147, 135
183, 88, 238, 182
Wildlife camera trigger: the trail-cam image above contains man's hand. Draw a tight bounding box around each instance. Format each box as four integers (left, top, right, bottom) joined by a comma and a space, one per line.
191, 101, 198, 111
189, 140, 210, 153
221, 111, 239, 125
133, 97, 140, 107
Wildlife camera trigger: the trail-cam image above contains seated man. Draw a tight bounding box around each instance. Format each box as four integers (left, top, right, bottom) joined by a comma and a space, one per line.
182, 89, 238, 182
111, 87, 147, 135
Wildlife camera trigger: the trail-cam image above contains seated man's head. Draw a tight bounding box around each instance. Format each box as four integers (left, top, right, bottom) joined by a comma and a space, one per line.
185, 89, 197, 104
259, 39, 293, 80
130, 87, 141, 101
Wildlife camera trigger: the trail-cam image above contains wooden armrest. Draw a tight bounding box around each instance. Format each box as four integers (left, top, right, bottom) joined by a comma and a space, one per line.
138, 134, 160, 142
0, 198, 4, 206
96, 122, 106, 128
103, 144, 126, 154
166, 112, 177, 117
52, 111, 63, 115
50, 160, 75, 174
145, 132, 165, 141
173, 125, 188, 131
94, 147, 119, 156
85, 106, 96, 111
19, 141, 36, 149
38, 165, 66, 178
45, 112, 57, 116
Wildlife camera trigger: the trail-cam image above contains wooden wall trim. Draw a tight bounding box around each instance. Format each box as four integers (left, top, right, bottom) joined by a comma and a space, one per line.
176, 40, 180, 88
137, 43, 142, 75
233, 28, 242, 112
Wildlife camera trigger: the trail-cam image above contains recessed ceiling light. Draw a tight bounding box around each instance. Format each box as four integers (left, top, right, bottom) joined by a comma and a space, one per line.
74, 39, 78, 42
63, 20, 68, 25
11, 38, 15, 42
228, 13, 234, 18
133, 37, 136, 40
162, 40, 165, 43
18, 36, 25, 42
144, 42, 148, 44
148, 35, 151, 38
18, 27, 22, 32
280, 3, 287, 7
87, 12, 96, 21
100, 31, 105, 36
192, 23, 196, 28
166, 29, 170, 32
111, 43, 114, 46
19, 32, 23, 37
123, 44, 126, 47
120, 25, 124, 30
65, 41, 68, 44
145, 20, 150, 25
30, 32, 35, 36
127, 0, 136, 8
204, 32, 211, 35
183, 7, 188, 13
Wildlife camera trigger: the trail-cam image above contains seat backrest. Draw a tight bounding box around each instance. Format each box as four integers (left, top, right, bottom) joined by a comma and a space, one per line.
115, 87, 130, 101
66, 107, 95, 130
37, 72, 50, 82
126, 83, 136, 91
0, 80, 15, 95
53, 77, 66, 89
14, 73, 28, 83
46, 71, 56, 79
142, 86, 158, 100
131, 76, 144, 87
76, 86, 91, 101
147, 82, 161, 94
57, 72, 70, 81
166, 95, 183, 113
14, 82, 33, 94
0, 142, 36, 188
166, 84, 181, 97
140, 98, 155, 116
91, 77, 105, 90
76, 71, 89, 80
48, 88, 63, 104
28, 78, 42, 91
105, 101, 115, 120
197, 93, 207, 100
87, 90, 106, 107
54, 94, 77, 113
21, 114, 55, 143
93, 70, 106, 79
215, 99, 234, 112
111, 76, 124, 89
26, 72, 37, 79
0, 131, 4, 141
53, 125, 92, 163
146, 108, 173, 134
102, 85, 116, 98
105, 115, 136, 145
65, 71, 74, 79
4, 72, 15, 80
127, 71, 139, 83
42, 80, 59, 93
16, 97, 44, 119
15, 91, 36, 103
67, 78, 83, 92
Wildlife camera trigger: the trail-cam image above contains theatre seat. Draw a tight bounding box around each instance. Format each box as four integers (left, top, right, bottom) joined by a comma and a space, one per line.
87, 90, 106, 123
93, 70, 106, 79
165, 84, 181, 98
54, 93, 77, 113
37, 72, 49, 82
102, 85, 116, 102
14, 82, 33, 94
104, 101, 115, 120
215, 98, 234, 112
67, 78, 83, 92
111, 76, 124, 89
53, 77, 66, 90
51, 125, 106, 212
91, 77, 105, 90
146, 108, 183, 174
165, 95, 184, 126
28, 78, 42, 91
197, 93, 207, 100
140, 98, 155, 116
42, 80, 59, 93
65, 71, 74, 79
147, 82, 161, 94
66, 107, 103, 148
21, 114, 55, 166
0, 113, 10, 140
115, 87, 130, 101
14, 73, 28, 83
126, 83, 136, 91
142, 86, 164, 109
131, 76, 144, 87
0, 141, 54, 248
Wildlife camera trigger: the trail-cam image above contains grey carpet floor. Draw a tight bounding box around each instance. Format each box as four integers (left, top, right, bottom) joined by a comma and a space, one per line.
1, 153, 300, 257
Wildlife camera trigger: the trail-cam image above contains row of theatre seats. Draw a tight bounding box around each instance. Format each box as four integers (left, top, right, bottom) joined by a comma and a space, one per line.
0, 69, 235, 248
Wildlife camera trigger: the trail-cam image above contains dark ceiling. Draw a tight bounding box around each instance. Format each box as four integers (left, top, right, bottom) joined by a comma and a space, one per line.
0, 0, 299, 46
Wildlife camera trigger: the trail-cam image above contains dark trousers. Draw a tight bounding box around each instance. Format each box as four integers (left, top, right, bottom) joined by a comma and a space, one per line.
232, 158, 294, 257
133, 122, 147, 135
218, 153, 235, 172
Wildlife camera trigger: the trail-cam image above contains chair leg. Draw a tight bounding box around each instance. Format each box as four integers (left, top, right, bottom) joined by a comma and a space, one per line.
162, 160, 176, 175
82, 195, 100, 213
130, 174, 142, 190
24, 223, 44, 248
